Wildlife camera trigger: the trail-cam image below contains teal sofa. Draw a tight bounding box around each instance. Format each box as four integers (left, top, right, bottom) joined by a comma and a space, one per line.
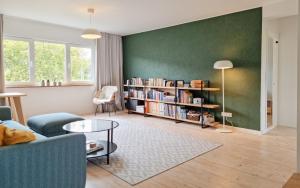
0, 106, 86, 188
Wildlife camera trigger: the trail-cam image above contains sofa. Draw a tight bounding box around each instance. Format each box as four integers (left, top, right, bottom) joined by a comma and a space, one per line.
0, 106, 86, 188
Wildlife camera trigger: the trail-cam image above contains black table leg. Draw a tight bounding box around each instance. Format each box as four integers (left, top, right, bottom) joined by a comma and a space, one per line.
107, 129, 110, 164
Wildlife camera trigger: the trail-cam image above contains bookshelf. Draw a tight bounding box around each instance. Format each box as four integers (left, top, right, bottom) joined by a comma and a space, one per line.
124, 79, 220, 128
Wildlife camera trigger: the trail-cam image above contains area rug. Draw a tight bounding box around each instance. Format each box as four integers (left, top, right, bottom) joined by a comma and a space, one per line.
86, 117, 222, 185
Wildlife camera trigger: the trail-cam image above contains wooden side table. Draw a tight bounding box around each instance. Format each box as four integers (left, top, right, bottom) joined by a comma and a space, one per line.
0, 92, 27, 125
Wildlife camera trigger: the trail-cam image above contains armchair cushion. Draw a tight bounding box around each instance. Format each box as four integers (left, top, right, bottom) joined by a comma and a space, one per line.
93, 86, 118, 105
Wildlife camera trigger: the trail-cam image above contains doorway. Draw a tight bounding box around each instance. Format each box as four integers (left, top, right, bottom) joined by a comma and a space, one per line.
266, 36, 279, 129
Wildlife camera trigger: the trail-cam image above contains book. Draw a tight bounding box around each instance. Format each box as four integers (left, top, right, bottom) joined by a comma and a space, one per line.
86, 141, 104, 154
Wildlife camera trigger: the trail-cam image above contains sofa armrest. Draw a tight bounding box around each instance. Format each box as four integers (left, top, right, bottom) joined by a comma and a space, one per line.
0, 106, 12, 121
0, 133, 86, 188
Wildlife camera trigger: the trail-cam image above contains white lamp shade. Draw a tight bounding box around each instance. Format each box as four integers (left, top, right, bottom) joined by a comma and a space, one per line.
214, 60, 233, 70
81, 29, 101, 39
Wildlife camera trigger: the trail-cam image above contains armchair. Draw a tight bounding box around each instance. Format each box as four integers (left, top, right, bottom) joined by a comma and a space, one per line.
93, 86, 118, 116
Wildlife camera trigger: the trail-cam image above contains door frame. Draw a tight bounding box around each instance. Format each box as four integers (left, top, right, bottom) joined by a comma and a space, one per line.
261, 20, 279, 134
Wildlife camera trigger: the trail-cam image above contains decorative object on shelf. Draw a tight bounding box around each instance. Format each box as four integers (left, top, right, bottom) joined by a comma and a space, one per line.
200, 113, 215, 125
214, 60, 233, 133
190, 80, 205, 88
136, 105, 145, 113
193, 98, 204, 105
46, 80, 50, 87
175, 80, 184, 87
86, 141, 104, 154
81, 8, 101, 39
41, 80, 45, 87
166, 80, 174, 87
187, 111, 200, 121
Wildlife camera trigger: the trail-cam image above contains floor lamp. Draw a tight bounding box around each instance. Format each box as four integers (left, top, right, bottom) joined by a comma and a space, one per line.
214, 60, 233, 133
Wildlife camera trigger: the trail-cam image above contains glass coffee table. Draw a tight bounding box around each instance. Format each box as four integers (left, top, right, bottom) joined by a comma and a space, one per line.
63, 119, 119, 164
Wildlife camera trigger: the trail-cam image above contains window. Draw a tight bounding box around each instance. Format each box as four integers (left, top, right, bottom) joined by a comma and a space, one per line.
3, 37, 94, 86
70, 47, 92, 81
4, 39, 30, 83
35, 42, 65, 82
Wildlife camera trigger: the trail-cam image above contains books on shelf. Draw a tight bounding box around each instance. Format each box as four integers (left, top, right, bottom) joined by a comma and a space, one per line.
146, 102, 176, 118
164, 95, 176, 102
177, 106, 188, 119
123, 91, 129, 98
129, 89, 144, 99
127, 77, 143, 85
148, 78, 167, 87
178, 90, 193, 104
147, 89, 175, 102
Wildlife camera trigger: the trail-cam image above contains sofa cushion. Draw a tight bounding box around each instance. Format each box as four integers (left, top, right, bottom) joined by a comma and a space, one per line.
0, 125, 36, 146
27, 113, 84, 137
3, 120, 46, 140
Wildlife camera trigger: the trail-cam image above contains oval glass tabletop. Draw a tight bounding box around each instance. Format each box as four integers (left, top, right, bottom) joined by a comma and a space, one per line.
63, 119, 119, 133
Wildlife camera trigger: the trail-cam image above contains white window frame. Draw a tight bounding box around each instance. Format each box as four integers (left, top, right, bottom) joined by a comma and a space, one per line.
69, 44, 95, 85
3, 37, 33, 86
3, 36, 95, 87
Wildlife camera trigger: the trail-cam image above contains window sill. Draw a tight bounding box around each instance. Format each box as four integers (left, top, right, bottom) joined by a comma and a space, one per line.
6, 83, 95, 88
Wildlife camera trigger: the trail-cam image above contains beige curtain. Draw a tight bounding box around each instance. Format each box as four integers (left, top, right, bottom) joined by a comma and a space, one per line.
0, 14, 5, 105
96, 32, 123, 109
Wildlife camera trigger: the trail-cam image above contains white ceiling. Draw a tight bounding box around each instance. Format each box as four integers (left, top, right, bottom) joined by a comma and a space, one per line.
0, 0, 297, 36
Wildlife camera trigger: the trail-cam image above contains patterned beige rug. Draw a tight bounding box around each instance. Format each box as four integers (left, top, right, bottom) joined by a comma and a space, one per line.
86, 116, 221, 185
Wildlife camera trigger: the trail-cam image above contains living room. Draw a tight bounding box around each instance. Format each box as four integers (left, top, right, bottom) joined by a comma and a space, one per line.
0, 0, 299, 188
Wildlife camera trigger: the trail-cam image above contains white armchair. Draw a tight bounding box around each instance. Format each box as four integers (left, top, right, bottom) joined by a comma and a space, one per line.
93, 86, 118, 116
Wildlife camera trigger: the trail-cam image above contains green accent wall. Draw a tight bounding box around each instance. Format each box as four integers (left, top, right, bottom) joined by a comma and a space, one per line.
123, 8, 262, 130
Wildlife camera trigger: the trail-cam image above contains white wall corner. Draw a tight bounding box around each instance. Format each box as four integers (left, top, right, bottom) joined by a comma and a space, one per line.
261, 20, 268, 132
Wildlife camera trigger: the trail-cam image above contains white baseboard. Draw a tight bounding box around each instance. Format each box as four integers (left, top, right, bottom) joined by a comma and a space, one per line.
233, 126, 262, 135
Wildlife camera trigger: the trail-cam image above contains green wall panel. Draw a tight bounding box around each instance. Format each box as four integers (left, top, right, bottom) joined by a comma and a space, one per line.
123, 8, 262, 130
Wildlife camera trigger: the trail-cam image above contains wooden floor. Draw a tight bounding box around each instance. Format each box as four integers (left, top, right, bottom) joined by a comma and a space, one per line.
85, 112, 296, 188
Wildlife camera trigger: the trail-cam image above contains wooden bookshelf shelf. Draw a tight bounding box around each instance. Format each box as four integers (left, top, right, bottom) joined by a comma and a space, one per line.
145, 86, 175, 89
124, 85, 145, 88
145, 99, 176, 105
177, 118, 220, 127
124, 79, 220, 128
177, 87, 220, 91
177, 102, 219, 109
128, 110, 145, 114
146, 113, 176, 120
125, 97, 145, 101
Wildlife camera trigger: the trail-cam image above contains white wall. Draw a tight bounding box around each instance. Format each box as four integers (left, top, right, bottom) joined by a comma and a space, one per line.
3, 16, 97, 118
278, 16, 298, 128
7, 86, 96, 118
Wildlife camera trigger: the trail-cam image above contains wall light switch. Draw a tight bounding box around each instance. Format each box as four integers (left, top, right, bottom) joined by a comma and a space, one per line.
221, 112, 232, 118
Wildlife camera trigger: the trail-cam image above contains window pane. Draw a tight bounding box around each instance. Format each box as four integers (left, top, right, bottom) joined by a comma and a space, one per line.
4, 40, 30, 82
70, 47, 92, 81
35, 42, 65, 82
